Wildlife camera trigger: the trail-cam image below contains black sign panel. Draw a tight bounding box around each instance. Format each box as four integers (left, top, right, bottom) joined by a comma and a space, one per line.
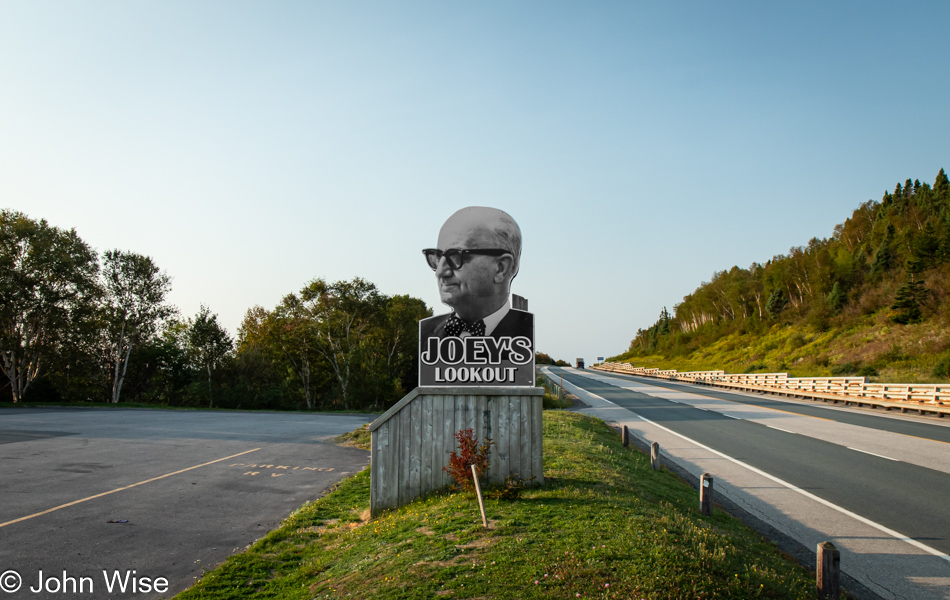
418, 309, 535, 387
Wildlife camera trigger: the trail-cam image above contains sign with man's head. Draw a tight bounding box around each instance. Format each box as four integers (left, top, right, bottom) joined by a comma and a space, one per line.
419, 206, 535, 387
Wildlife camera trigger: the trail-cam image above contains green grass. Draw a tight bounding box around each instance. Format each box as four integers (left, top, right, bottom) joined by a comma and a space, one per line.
333, 423, 372, 450
175, 412, 812, 600
537, 371, 576, 409
542, 391, 574, 410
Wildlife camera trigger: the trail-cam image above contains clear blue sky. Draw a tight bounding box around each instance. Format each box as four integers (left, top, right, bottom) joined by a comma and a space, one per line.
2, 1, 948, 363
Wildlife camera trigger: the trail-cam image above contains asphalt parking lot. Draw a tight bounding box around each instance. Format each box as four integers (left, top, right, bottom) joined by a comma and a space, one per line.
0, 407, 372, 599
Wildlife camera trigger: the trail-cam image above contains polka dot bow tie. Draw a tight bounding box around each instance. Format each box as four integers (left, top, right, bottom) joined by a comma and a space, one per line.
445, 314, 486, 337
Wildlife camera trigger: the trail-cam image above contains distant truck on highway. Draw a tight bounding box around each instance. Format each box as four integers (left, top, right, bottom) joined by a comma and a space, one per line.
576, 358, 585, 369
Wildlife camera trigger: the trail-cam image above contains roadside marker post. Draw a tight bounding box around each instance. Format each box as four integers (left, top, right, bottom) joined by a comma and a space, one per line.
700, 473, 714, 516
650, 442, 660, 471
817, 541, 840, 600
622, 425, 629, 447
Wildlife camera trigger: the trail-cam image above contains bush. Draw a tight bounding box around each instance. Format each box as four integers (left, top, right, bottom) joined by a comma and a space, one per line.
933, 355, 950, 379
831, 362, 860, 375
879, 344, 906, 363
806, 307, 831, 331
543, 391, 572, 409
443, 429, 491, 492
485, 474, 533, 500
786, 333, 807, 350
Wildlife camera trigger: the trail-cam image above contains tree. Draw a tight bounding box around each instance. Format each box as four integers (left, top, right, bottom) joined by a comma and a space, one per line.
869, 224, 896, 278
188, 305, 233, 407
101, 250, 173, 403
765, 288, 788, 319
270, 293, 325, 409
235, 284, 430, 411
376, 294, 431, 402
825, 281, 847, 315
535, 351, 569, 367
890, 273, 926, 324
234, 306, 290, 410
142, 320, 194, 405
0, 211, 100, 402
935, 168, 950, 201
305, 277, 385, 410
908, 221, 940, 273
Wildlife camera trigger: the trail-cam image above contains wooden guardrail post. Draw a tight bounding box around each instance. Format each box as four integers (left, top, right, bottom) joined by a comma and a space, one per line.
650, 442, 660, 471
700, 473, 713, 516
817, 541, 840, 599
622, 425, 629, 447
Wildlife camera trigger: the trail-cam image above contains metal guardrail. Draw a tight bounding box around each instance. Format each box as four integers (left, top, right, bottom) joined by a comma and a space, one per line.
538, 369, 566, 401
592, 362, 950, 418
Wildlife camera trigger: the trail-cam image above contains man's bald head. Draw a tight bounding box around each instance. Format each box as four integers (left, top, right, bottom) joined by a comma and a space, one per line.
433, 206, 522, 320
438, 207, 522, 279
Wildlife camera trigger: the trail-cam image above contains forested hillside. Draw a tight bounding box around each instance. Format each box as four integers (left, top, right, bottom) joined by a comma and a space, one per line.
613, 169, 950, 383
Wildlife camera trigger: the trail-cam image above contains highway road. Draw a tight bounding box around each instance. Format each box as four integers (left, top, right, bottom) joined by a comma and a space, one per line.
0, 407, 371, 599
545, 366, 950, 600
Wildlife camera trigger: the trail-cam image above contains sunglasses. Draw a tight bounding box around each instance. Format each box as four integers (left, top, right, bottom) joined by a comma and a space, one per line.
422, 248, 511, 271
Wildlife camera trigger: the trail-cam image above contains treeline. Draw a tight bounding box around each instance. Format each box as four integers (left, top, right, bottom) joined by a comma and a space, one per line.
622, 168, 950, 359
535, 352, 570, 367
1, 209, 430, 410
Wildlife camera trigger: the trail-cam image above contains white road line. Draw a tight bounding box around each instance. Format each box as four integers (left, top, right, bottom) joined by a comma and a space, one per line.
572, 367, 950, 561
578, 389, 617, 406
634, 412, 950, 563
847, 447, 900, 462
723, 414, 742, 420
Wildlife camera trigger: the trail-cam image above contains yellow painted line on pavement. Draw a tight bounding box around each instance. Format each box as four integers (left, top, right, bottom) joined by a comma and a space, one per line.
0, 448, 261, 529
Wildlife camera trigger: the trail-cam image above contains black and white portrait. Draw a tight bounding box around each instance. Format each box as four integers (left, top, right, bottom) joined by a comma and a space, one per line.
418, 206, 534, 386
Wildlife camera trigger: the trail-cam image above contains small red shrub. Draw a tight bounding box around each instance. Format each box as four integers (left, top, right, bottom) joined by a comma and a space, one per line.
443, 428, 492, 491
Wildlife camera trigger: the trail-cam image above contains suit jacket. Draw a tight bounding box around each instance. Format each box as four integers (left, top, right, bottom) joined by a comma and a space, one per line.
419, 309, 533, 341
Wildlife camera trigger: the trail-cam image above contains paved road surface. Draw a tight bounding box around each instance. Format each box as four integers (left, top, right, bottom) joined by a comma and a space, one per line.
545, 366, 950, 600
0, 407, 371, 599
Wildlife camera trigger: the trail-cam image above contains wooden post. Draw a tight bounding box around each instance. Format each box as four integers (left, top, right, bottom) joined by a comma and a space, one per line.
817, 541, 840, 600
622, 425, 629, 447
650, 442, 660, 471
471, 465, 488, 528
700, 473, 713, 516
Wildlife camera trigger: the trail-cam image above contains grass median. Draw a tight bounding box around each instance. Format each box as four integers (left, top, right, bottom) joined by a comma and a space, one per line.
175, 411, 812, 599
